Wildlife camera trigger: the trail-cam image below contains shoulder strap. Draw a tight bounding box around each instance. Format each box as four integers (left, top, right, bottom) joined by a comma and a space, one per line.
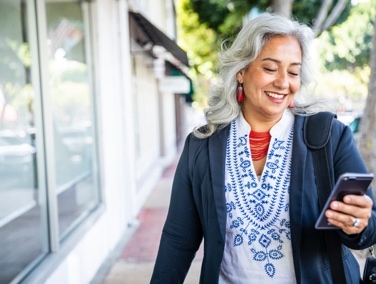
304, 112, 346, 284
304, 112, 336, 207
304, 111, 336, 149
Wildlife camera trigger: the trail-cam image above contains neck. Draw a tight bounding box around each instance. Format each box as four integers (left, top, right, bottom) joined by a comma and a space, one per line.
241, 109, 283, 132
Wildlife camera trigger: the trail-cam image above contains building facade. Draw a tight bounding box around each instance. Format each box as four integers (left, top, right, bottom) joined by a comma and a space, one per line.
0, 0, 191, 283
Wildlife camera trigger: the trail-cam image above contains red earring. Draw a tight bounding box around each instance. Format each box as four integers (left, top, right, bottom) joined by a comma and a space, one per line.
288, 100, 295, 108
237, 84, 244, 103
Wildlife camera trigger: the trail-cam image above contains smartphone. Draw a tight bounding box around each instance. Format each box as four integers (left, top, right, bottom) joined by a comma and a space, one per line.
315, 172, 374, 230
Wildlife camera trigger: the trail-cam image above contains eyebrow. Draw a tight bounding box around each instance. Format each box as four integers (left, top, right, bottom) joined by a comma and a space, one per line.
261, 57, 302, 66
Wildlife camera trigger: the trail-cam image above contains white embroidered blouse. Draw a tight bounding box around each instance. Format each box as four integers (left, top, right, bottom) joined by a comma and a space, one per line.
219, 110, 297, 284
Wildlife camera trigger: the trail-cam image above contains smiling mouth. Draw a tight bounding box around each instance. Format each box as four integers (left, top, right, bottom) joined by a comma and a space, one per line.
265, 91, 286, 99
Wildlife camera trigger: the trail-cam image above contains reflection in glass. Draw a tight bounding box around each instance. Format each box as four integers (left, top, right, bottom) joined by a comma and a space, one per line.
45, 1, 99, 240
0, 1, 45, 283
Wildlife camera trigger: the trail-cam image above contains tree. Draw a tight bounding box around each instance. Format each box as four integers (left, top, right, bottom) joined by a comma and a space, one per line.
189, 0, 351, 38
358, 18, 376, 190
182, 0, 352, 83
271, 0, 292, 18
317, 2, 374, 72
179, 0, 352, 105
312, 0, 350, 35
176, 0, 218, 105
313, 1, 374, 114
313, 0, 375, 191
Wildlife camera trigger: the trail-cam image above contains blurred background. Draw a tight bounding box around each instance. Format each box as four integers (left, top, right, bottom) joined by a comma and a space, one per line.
0, 0, 374, 283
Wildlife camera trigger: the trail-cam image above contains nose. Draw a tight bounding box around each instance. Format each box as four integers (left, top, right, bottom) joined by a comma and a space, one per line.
273, 72, 289, 89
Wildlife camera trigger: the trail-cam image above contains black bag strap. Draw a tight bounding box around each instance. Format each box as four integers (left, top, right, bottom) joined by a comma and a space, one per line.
304, 112, 347, 284
304, 112, 335, 150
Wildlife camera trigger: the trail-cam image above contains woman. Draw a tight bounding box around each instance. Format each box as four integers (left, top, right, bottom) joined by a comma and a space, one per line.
150, 13, 376, 283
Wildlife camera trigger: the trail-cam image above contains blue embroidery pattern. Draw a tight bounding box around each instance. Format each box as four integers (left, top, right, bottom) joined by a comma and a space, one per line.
225, 120, 293, 278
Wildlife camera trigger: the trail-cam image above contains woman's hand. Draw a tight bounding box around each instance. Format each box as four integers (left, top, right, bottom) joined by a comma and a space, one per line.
325, 194, 373, 235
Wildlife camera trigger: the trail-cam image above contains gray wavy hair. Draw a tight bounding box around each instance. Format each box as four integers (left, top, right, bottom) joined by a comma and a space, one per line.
194, 13, 330, 138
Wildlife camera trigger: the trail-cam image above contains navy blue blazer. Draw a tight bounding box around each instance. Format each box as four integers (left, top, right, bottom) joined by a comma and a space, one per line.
151, 114, 376, 284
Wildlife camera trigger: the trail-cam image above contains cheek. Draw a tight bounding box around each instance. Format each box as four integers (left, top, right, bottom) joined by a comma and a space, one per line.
248, 74, 270, 88
291, 80, 301, 93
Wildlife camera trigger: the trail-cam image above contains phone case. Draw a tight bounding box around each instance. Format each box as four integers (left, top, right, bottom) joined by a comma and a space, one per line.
315, 172, 374, 230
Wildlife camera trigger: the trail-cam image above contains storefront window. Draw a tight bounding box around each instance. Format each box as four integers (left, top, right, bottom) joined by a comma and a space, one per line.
0, 0, 100, 282
0, 1, 47, 283
45, 1, 99, 240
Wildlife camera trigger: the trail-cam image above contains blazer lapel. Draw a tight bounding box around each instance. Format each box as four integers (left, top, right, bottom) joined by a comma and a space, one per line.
208, 125, 230, 242
289, 116, 308, 280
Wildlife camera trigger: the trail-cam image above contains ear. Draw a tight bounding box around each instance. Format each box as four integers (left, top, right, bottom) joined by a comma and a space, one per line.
236, 70, 244, 83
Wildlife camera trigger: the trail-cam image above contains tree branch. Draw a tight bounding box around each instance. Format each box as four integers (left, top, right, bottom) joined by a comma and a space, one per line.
313, 0, 333, 36
322, 0, 349, 31
271, 0, 293, 18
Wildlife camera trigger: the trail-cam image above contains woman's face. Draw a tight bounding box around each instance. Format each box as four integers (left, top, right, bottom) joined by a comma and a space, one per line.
237, 35, 302, 122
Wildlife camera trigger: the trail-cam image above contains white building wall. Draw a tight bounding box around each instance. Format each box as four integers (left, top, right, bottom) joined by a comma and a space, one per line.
43, 1, 130, 283
133, 0, 175, 38
160, 92, 178, 164
39, 0, 180, 283
132, 54, 164, 209
22, 0, 182, 283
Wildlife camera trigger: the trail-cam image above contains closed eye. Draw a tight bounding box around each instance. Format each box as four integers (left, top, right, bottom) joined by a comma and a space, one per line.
264, 67, 276, 72
289, 72, 299, 76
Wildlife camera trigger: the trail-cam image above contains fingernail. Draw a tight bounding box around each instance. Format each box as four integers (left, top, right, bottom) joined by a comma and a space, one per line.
331, 202, 338, 209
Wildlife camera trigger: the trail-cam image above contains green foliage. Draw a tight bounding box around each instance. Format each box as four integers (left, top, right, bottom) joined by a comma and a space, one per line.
179, 0, 373, 106
189, 0, 267, 37
189, 0, 352, 38
177, 0, 219, 105
183, 0, 355, 76
178, 0, 218, 75
190, 0, 229, 31
314, 1, 375, 112
317, 0, 375, 72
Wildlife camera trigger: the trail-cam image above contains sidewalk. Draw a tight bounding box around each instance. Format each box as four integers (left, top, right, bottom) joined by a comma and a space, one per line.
97, 155, 203, 284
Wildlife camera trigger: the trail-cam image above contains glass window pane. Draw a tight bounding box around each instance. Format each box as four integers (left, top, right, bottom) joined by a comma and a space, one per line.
45, 1, 99, 240
0, 1, 47, 283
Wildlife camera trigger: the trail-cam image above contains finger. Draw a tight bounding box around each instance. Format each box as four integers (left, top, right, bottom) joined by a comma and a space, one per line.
326, 215, 365, 234
345, 217, 364, 234
352, 217, 360, 228
326, 208, 368, 228
326, 209, 355, 226
326, 206, 370, 227
329, 200, 371, 219
342, 194, 373, 208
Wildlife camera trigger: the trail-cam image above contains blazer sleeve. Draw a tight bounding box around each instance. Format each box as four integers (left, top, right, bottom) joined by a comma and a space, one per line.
330, 120, 376, 248
150, 133, 204, 283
